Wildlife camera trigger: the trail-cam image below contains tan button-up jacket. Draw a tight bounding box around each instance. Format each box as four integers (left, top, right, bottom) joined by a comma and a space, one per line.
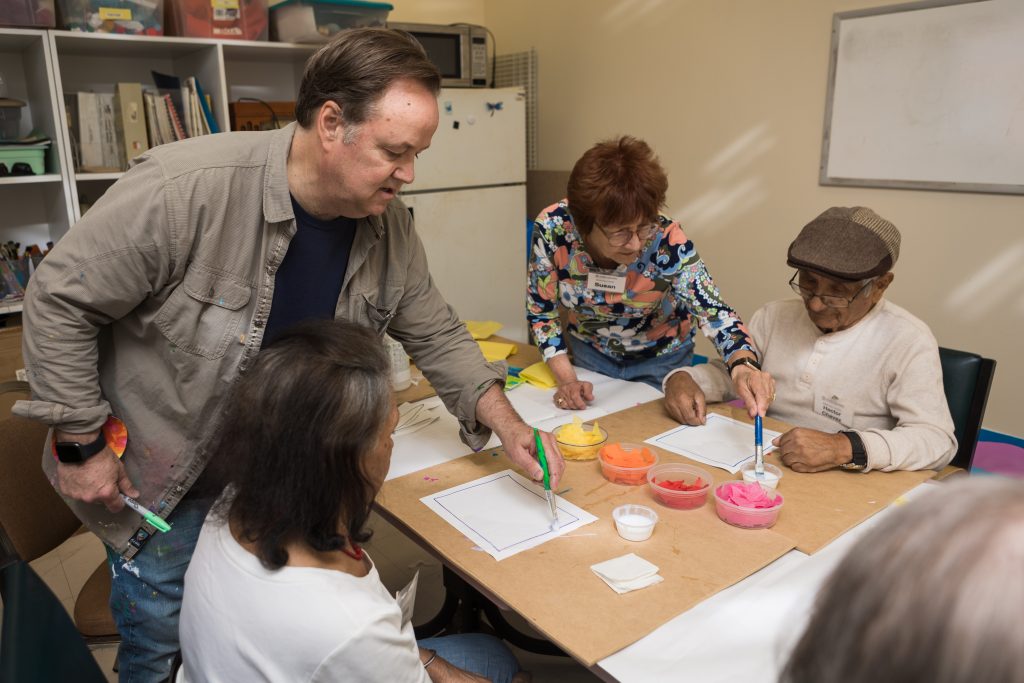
15, 124, 503, 557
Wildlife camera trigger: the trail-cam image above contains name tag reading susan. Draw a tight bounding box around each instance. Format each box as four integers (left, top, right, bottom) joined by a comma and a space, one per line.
586, 270, 627, 293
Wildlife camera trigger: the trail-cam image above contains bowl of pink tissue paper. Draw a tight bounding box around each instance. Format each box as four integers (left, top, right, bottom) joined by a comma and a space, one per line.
714, 481, 784, 529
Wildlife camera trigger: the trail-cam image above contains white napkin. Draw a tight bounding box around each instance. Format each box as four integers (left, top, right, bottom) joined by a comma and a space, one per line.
591, 553, 663, 594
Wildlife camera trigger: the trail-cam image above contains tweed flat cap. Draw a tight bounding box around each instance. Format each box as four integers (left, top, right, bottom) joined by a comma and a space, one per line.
787, 206, 901, 281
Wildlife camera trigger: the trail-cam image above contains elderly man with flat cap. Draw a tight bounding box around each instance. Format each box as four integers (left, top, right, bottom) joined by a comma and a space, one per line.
666, 207, 956, 473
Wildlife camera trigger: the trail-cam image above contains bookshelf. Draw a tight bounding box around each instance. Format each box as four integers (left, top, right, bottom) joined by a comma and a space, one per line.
0, 27, 317, 251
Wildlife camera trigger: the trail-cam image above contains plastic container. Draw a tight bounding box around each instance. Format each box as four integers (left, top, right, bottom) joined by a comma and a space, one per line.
0, 100, 23, 142
57, 0, 164, 34
599, 442, 658, 485
270, 0, 391, 44
0, 0, 56, 28
612, 504, 658, 542
384, 334, 410, 391
714, 481, 784, 530
739, 462, 783, 489
553, 422, 607, 461
166, 0, 267, 40
0, 144, 47, 175
647, 463, 712, 510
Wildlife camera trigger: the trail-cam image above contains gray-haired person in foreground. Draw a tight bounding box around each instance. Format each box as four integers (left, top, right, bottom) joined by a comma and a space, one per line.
782, 477, 1024, 683
666, 206, 956, 473
14, 27, 562, 682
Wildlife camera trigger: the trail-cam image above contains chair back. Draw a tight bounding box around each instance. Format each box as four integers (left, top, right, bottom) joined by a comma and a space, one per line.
0, 381, 83, 562
937, 348, 997, 471
0, 556, 108, 683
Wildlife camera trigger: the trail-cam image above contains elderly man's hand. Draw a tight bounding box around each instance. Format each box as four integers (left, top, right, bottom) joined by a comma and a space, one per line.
496, 422, 565, 489
730, 364, 775, 419
772, 428, 853, 472
664, 371, 707, 425
553, 379, 594, 411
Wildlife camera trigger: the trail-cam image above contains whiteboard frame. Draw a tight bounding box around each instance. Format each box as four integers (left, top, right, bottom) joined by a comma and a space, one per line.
819, 0, 1024, 196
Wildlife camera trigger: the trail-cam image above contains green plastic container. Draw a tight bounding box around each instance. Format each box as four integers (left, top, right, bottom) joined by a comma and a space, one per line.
0, 144, 47, 175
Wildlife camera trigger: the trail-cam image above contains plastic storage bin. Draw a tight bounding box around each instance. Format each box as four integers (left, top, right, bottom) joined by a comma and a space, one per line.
0, 0, 56, 28
270, 0, 391, 44
0, 144, 48, 176
57, 0, 164, 34
167, 0, 267, 40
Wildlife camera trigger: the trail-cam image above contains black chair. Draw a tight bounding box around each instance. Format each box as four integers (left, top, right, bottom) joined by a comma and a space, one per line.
938, 347, 996, 471
0, 555, 108, 683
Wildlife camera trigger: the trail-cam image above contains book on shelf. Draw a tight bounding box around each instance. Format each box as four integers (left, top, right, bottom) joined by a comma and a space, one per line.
114, 83, 149, 167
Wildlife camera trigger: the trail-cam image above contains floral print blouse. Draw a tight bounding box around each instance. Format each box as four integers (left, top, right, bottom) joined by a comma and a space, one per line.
527, 200, 754, 363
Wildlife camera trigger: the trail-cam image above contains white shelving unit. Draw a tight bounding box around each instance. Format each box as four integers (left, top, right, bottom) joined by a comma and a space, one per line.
0, 27, 318, 246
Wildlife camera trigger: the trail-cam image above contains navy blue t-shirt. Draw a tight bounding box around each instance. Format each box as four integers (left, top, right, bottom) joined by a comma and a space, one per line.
262, 196, 357, 347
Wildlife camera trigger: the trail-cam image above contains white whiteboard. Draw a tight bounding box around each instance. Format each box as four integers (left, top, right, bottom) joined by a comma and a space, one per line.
821, 0, 1024, 194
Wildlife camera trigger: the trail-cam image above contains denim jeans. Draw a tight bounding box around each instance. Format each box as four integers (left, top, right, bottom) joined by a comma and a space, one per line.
106, 495, 214, 683
419, 634, 521, 683
568, 336, 694, 390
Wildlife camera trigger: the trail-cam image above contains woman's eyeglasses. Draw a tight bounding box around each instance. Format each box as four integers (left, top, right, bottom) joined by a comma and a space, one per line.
788, 272, 875, 309
597, 221, 660, 247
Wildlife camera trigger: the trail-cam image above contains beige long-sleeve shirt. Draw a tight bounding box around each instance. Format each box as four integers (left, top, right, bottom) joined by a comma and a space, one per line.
682, 299, 956, 472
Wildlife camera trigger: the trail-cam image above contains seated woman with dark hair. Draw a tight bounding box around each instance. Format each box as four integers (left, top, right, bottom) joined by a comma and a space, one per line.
179, 320, 524, 682
528, 135, 773, 422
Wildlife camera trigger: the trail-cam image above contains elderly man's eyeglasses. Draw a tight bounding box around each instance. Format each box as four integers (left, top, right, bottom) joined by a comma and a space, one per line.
597, 222, 660, 247
789, 272, 875, 309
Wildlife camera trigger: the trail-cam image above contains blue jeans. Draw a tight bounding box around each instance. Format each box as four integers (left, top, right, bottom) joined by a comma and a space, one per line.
419, 634, 521, 683
106, 495, 214, 683
568, 336, 694, 390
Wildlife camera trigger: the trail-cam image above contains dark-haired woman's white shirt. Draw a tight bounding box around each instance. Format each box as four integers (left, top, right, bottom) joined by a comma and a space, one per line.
179, 515, 429, 682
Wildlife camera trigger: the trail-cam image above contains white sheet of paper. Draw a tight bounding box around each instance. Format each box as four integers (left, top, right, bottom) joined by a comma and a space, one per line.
421, 470, 598, 561
645, 413, 782, 473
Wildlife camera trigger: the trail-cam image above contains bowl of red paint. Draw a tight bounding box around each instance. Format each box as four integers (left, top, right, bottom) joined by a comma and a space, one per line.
646, 463, 713, 509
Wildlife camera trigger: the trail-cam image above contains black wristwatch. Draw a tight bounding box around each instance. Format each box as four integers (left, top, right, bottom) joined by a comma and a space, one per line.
839, 431, 868, 471
728, 356, 761, 376
54, 432, 108, 464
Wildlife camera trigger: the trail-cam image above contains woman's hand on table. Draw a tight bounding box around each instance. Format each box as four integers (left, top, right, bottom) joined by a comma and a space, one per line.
553, 380, 594, 410
773, 428, 853, 472
729, 363, 775, 418
664, 371, 707, 425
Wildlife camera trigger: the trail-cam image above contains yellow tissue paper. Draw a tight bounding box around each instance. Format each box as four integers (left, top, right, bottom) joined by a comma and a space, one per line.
520, 361, 557, 389
465, 320, 504, 340
478, 340, 517, 362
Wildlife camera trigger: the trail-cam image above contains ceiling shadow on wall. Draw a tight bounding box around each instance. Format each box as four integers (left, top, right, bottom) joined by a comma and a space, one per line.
945, 241, 1024, 320
601, 0, 673, 31
670, 123, 776, 233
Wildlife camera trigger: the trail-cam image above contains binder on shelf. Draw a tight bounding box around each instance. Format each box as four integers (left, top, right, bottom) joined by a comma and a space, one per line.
97, 93, 124, 171
114, 82, 149, 167
142, 90, 163, 147
75, 92, 107, 171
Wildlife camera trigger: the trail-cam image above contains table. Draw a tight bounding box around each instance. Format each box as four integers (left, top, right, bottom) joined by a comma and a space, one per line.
379, 369, 940, 681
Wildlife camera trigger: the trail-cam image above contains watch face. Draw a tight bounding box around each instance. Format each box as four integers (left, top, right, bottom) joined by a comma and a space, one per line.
55, 442, 84, 463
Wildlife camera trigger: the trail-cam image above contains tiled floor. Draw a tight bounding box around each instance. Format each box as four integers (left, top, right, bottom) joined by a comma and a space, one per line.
7, 514, 600, 683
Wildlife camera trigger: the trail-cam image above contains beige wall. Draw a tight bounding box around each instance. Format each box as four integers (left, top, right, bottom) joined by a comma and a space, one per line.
390, 0, 485, 25
481, 0, 1022, 434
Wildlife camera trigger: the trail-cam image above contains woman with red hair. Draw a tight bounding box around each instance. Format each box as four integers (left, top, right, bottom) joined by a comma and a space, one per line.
527, 136, 773, 422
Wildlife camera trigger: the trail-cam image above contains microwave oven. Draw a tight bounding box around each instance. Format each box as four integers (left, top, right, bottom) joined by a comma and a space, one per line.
388, 22, 489, 88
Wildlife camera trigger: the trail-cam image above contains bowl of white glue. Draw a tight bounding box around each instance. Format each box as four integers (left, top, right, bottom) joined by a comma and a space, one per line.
612, 504, 658, 542
739, 462, 783, 489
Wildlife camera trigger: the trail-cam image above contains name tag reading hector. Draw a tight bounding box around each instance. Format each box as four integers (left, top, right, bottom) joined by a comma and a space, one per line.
587, 270, 627, 293
815, 393, 853, 428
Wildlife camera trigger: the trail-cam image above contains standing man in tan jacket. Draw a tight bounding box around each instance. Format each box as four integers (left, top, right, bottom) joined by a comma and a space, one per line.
15, 28, 562, 683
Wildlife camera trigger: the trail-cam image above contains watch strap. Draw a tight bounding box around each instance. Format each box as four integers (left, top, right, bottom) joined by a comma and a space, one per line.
55, 431, 108, 463
840, 431, 868, 470
728, 356, 762, 376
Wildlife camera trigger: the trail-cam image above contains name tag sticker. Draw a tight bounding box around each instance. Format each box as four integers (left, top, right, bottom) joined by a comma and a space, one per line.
586, 271, 627, 293
815, 393, 853, 427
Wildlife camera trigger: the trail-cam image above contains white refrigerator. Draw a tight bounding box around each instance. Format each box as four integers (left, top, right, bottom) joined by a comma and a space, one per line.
400, 87, 528, 342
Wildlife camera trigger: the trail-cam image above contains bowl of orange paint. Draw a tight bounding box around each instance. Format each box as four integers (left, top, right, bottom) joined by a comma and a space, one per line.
599, 442, 659, 485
